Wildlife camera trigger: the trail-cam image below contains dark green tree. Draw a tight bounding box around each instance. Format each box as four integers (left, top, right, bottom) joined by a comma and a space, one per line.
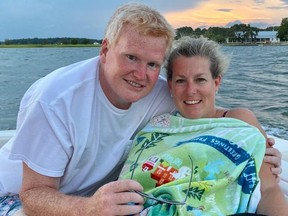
243, 24, 258, 43
204, 27, 227, 43
4, 39, 12, 45
175, 26, 194, 39
265, 26, 279, 31
81, 38, 90, 44
193, 28, 206, 37
277, 17, 288, 41
71, 38, 78, 44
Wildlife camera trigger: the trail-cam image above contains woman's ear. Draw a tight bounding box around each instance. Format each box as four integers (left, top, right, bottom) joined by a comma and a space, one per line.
215, 75, 222, 92
168, 79, 172, 91
167, 80, 173, 97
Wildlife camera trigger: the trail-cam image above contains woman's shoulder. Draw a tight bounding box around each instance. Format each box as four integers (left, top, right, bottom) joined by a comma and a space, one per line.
224, 108, 266, 136
225, 108, 256, 119
217, 108, 255, 120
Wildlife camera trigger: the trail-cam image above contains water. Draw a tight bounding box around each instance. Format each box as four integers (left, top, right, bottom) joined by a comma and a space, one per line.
0, 46, 287, 140
218, 45, 288, 140
0, 47, 99, 130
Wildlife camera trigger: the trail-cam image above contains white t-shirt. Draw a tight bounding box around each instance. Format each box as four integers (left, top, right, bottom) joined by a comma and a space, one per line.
1, 56, 175, 196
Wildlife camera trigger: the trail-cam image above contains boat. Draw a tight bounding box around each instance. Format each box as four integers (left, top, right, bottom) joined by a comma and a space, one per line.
0, 130, 287, 202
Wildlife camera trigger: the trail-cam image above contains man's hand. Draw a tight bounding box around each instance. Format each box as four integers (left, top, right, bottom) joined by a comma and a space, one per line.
21, 163, 145, 216
265, 137, 282, 182
90, 179, 145, 215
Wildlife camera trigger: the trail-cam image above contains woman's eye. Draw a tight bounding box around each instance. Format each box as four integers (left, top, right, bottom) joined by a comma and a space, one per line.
176, 79, 185, 83
196, 78, 206, 83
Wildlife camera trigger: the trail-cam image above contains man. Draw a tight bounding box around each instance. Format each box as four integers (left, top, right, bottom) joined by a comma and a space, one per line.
1, 3, 175, 216
0, 3, 281, 216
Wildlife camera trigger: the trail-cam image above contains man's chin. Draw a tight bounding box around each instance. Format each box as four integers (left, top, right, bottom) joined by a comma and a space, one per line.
125, 95, 145, 103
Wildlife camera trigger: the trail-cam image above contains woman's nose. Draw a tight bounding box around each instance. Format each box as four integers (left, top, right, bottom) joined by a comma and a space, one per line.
186, 83, 197, 95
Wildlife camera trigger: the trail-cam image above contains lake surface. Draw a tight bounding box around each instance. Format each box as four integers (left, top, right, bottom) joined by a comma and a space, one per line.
0, 46, 287, 140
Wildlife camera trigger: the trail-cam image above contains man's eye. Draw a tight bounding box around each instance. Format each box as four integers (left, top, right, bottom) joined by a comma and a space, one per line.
127, 55, 136, 61
148, 62, 159, 70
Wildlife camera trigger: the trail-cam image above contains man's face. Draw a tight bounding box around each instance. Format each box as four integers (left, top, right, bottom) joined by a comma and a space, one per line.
99, 25, 167, 109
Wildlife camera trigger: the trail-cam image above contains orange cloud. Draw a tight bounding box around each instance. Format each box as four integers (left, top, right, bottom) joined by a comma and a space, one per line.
163, 0, 287, 29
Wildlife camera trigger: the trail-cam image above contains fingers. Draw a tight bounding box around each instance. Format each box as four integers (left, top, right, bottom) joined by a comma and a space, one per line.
265, 147, 282, 158
264, 147, 283, 180
271, 166, 282, 176
111, 179, 144, 193
115, 202, 144, 216
265, 148, 282, 167
264, 155, 282, 168
91, 180, 145, 215
114, 191, 145, 205
267, 137, 275, 147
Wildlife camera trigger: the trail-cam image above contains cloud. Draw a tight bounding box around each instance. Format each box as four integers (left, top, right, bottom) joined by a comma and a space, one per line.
280, 0, 288, 4
225, 20, 244, 27
0, 0, 286, 41
249, 22, 273, 28
0, 0, 204, 41
217, 9, 232, 12
267, 5, 288, 10
224, 20, 275, 29
254, 0, 265, 3
139, 0, 204, 12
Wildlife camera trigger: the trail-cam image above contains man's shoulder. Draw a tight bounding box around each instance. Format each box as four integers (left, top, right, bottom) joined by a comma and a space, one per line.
139, 74, 174, 110
157, 74, 168, 83
153, 74, 169, 91
55, 56, 99, 74
20, 56, 100, 107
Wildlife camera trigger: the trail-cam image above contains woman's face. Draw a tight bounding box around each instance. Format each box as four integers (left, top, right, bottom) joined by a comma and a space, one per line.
168, 55, 221, 119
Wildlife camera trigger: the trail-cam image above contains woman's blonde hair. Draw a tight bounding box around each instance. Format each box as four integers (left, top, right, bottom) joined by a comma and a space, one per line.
166, 36, 230, 80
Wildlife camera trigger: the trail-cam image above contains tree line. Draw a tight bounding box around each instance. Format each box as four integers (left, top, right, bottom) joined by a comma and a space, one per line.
175, 17, 288, 43
2, 37, 102, 45
2, 17, 288, 45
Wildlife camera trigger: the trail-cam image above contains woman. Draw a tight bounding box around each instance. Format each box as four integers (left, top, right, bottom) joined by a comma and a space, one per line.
120, 36, 287, 215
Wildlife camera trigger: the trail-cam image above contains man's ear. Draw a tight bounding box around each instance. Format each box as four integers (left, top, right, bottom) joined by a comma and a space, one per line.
100, 39, 109, 63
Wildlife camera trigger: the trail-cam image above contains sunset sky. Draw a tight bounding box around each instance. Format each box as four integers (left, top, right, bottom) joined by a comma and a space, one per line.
1, 0, 288, 41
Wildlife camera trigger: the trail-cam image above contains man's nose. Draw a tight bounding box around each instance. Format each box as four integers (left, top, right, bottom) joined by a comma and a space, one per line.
133, 63, 147, 80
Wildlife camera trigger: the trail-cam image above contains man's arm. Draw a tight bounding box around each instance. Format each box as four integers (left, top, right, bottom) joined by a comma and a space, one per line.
20, 163, 144, 216
265, 139, 282, 182
257, 161, 288, 215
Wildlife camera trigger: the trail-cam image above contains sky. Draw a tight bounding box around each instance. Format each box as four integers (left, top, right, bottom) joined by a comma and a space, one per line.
1, 0, 288, 41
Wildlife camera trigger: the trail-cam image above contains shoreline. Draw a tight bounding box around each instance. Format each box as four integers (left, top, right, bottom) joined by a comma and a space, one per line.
1, 42, 288, 48
223, 42, 288, 46
0, 44, 101, 48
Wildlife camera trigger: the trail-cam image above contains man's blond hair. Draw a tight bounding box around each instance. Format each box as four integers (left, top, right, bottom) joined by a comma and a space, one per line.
104, 3, 175, 57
